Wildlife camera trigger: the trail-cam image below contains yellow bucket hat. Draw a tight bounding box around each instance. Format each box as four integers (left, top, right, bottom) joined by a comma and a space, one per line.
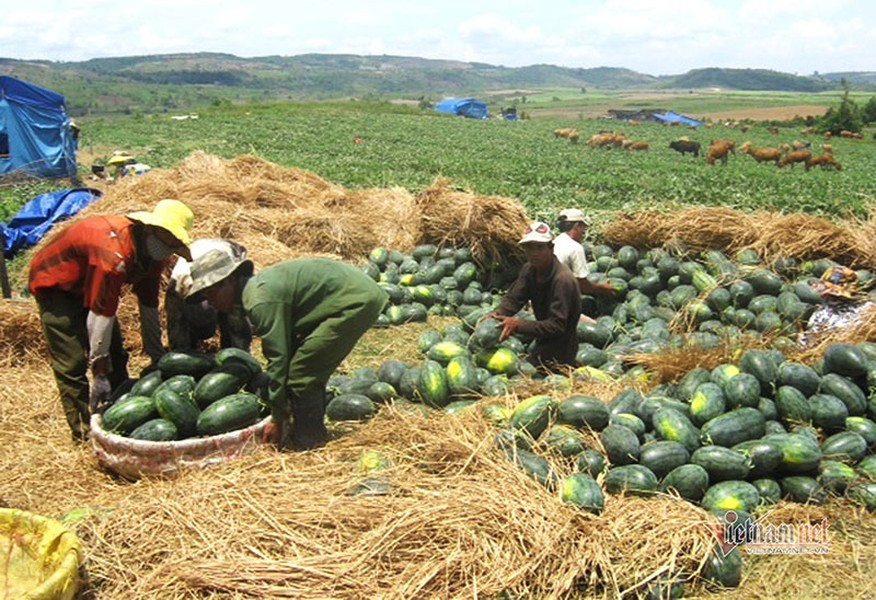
127, 199, 194, 257
811, 265, 862, 300
106, 153, 135, 166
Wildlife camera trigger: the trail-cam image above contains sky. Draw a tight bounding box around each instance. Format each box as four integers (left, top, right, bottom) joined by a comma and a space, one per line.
2, 0, 874, 76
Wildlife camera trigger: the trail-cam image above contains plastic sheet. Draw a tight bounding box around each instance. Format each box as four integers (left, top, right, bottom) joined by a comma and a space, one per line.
0, 508, 82, 600
90, 414, 272, 480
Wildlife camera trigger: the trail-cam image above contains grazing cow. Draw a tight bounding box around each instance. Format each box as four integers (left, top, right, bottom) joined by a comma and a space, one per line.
777, 150, 812, 168
821, 144, 833, 153
669, 139, 701, 157
739, 141, 783, 165
553, 128, 580, 143
740, 124, 751, 133
587, 132, 626, 148
706, 139, 735, 165
628, 141, 649, 151
806, 153, 842, 171
801, 127, 816, 135
791, 140, 811, 151
767, 126, 779, 135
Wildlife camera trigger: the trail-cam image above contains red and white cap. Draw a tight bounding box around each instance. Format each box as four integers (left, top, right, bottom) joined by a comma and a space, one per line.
518, 221, 553, 245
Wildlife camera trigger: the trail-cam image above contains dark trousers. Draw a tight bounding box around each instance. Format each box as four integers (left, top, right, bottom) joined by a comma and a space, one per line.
36, 292, 129, 440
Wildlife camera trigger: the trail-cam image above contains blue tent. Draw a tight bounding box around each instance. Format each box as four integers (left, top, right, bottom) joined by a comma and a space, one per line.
1, 187, 102, 258
434, 98, 488, 119
0, 76, 77, 179
652, 110, 703, 128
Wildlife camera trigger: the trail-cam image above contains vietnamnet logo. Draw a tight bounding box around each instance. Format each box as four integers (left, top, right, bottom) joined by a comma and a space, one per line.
708, 510, 831, 556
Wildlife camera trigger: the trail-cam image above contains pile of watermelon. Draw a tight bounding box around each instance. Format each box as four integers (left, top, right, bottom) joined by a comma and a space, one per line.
99, 348, 268, 441
361, 244, 516, 326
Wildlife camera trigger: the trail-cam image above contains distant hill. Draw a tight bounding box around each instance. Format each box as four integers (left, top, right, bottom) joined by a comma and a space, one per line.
0, 52, 862, 115
661, 67, 832, 92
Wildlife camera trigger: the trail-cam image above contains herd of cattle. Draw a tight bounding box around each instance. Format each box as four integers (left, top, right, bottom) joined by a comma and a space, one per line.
553, 125, 852, 172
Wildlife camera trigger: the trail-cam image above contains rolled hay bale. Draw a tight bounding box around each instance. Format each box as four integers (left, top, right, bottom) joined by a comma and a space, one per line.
414, 177, 529, 267
0, 508, 82, 600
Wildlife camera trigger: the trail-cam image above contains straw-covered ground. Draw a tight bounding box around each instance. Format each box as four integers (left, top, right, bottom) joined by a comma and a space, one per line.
1, 152, 875, 598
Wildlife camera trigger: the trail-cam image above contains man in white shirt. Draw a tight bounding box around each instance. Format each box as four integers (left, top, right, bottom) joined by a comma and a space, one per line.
554, 208, 614, 297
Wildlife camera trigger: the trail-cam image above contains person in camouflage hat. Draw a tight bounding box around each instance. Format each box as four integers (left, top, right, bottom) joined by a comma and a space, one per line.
166, 239, 252, 352
186, 253, 388, 451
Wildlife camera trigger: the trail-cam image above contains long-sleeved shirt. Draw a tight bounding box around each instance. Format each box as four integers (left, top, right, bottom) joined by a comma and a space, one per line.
28, 215, 165, 315
242, 258, 389, 405
496, 256, 582, 367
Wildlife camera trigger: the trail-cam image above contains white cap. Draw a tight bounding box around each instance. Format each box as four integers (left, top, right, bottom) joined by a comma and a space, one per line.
518, 221, 553, 245
558, 208, 588, 224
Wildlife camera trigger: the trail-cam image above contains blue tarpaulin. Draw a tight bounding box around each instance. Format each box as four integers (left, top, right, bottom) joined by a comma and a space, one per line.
0, 76, 77, 179
652, 111, 703, 127
1, 187, 102, 258
434, 98, 489, 119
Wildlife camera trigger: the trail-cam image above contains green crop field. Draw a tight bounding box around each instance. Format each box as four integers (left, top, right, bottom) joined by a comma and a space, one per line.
4, 94, 876, 228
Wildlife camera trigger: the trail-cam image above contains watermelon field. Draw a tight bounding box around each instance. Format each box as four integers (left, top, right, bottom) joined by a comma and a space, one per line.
1, 95, 876, 599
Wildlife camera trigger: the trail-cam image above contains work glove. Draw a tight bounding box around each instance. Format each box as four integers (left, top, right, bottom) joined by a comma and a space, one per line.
89, 375, 112, 414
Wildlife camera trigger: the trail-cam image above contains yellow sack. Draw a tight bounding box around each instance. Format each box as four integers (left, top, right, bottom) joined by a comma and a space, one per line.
0, 509, 82, 600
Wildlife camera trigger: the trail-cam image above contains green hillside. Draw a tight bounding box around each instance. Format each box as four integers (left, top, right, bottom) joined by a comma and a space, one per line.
0, 52, 858, 116
662, 68, 831, 92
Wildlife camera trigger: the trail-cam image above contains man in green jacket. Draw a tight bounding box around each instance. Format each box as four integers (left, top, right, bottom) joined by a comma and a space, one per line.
186, 252, 388, 450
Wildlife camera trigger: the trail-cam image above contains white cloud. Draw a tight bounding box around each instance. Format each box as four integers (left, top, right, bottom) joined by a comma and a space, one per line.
0, 0, 873, 73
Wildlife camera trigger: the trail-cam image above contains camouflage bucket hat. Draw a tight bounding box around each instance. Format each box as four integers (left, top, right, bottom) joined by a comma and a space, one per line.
811, 265, 862, 300
185, 246, 252, 299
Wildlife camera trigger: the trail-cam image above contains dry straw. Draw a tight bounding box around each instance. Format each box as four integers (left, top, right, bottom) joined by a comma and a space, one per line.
415, 177, 530, 266
67, 405, 717, 599
1, 323, 874, 599
599, 206, 876, 269
601, 207, 760, 255
0, 299, 48, 362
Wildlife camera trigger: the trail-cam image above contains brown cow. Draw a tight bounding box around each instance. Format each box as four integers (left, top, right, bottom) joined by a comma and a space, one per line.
739, 141, 783, 165
806, 153, 842, 171
777, 150, 812, 168
706, 139, 735, 165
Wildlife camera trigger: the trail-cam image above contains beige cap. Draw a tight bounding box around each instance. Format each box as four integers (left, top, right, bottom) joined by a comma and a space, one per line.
518, 221, 553, 245
558, 208, 588, 224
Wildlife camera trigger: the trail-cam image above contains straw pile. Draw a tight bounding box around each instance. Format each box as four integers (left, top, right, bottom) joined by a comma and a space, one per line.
31, 152, 528, 270
415, 177, 529, 266
89, 151, 424, 266
0, 299, 47, 361
600, 207, 876, 269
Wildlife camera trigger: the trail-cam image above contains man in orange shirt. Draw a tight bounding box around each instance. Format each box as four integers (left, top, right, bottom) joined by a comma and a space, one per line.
28, 199, 194, 440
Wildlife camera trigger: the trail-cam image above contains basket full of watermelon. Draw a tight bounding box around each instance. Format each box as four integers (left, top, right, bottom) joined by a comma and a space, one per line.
90, 348, 272, 480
